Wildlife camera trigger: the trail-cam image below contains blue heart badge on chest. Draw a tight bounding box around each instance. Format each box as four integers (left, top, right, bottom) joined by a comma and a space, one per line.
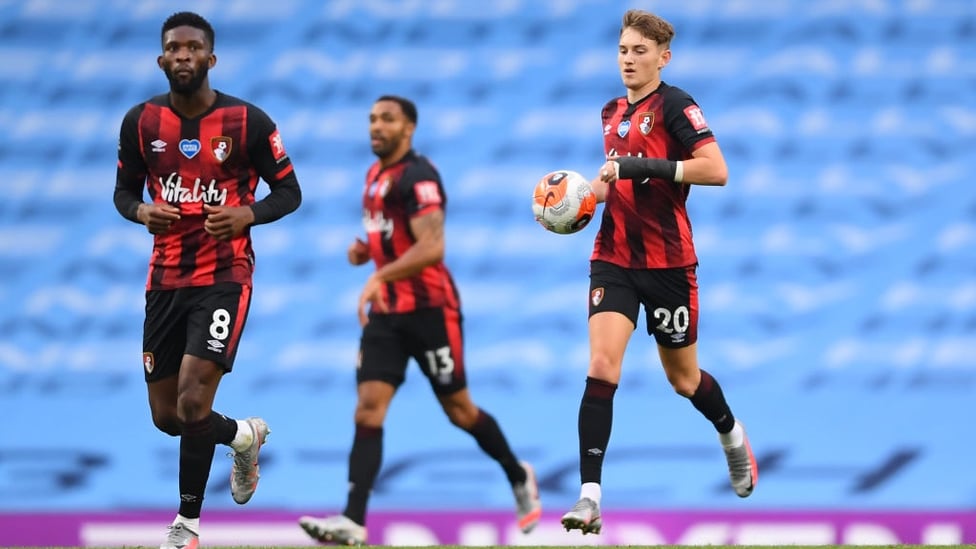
179, 139, 201, 159
617, 120, 631, 138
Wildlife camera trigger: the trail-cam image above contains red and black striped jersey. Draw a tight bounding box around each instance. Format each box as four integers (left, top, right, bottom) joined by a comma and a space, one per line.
362, 150, 461, 313
115, 91, 297, 290
592, 82, 716, 269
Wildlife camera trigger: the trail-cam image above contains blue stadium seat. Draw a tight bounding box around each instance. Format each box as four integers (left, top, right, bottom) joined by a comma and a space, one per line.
1, 0, 974, 515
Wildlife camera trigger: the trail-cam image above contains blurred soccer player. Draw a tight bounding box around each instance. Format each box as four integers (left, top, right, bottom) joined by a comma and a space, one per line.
298, 95, 541, 546
560, 9, 758, 535
113, 11, 302, 549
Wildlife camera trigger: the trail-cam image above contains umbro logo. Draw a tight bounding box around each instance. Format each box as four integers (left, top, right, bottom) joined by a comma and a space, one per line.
207, 339, 225, 353
151, 139, 167, 153
587, 448, 603, 456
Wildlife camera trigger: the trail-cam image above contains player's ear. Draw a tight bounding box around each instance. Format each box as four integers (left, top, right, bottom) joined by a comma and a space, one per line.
209, 53, 217, 69
157, 55, 164, 70
659, 48, 672, 68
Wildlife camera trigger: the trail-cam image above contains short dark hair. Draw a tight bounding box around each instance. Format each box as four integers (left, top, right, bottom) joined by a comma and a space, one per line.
161, 11, 215, 50
376, 95, 418, 125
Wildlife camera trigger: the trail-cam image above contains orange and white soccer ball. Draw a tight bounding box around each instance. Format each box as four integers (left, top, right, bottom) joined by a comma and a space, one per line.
532, 170, 597, 235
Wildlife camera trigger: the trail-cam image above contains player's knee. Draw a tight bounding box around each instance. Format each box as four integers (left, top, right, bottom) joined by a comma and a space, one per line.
353, 399, 387, 426
445, 406, 475, 429
667, 371, 698, 397
434, 387, 475, 425
588, 354, 620, 381
175, 393, 212, 424
152, 414, 181, 436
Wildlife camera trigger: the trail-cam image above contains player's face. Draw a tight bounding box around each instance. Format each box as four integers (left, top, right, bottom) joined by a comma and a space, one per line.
158, 26, 215, 96
618, 27, 670, 92
368, 100, 413, 160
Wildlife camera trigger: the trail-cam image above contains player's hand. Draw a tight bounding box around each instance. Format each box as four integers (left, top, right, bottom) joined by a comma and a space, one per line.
137, 203, 181, 234
203, 204, 255, 241
348, 237, 370, 266
357, 273, 389, 327
599, 157, 620, 183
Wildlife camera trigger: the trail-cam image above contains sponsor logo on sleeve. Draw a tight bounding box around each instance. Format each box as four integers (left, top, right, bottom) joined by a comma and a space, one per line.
414, 181, 442, 207
683, 105, 709, 132
269, 129, 287, 162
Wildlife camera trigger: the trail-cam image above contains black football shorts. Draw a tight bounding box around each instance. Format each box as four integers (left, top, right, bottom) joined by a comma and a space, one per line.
588, 260, 699, 348
142, 281, 252, 382
358, 306, 467, 395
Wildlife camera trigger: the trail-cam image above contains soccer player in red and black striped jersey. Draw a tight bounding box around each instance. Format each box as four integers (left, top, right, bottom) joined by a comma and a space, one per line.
560, 10, 758, 535
298, 96, 541, 545
113, 12, 301, 549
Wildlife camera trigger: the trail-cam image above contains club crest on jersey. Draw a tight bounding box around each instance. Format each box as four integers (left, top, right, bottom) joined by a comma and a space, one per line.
179, 139, 201, 159
616, 120, 631, 137
211, 136, 232, 163
637, 112, 654, 135
143, 352, 154, 374
591, 287, 605, 307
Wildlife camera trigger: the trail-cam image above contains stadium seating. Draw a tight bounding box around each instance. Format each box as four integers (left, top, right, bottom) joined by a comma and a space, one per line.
1, 0, 974, 515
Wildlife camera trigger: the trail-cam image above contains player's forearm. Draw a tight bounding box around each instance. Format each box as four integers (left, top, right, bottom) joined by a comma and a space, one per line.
590, 177, 609, 203
373, 239, 443, 283
675, 156, 727, 186
251, 175, 302, 225
113, 185, 145, 224
614, 156, 726, 186
614, 156, 678, 182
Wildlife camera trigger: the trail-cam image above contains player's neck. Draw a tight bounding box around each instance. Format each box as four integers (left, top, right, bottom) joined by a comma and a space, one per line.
627, 78, 661, 104
379, 145, 411, 169
169, 87, 218, 119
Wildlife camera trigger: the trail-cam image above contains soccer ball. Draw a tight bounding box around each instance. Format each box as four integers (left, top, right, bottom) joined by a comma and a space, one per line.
532, 170, 597, 235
